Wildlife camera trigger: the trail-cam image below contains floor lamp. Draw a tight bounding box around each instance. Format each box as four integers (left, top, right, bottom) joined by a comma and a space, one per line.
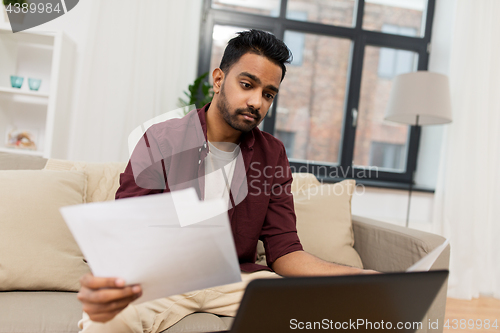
384, 71, 453, 227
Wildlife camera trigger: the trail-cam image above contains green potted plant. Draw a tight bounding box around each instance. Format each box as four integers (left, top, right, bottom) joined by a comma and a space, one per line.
178, 72, 214, 114
3, 0, 30, 24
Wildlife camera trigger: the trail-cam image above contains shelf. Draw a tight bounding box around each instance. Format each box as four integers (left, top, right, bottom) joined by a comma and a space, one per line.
0, 26, 55, 46
0, 147, 44, 156
0, 86, 49, 98
0, 27, 74, 159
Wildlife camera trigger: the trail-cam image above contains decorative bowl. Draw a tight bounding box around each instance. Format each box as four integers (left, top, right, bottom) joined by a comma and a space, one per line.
28, 78, 42, 91
10, 76, 24, 89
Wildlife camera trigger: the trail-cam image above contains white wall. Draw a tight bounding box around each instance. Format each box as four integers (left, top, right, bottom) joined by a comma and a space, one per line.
64, 0, 203, 163
352, 187, 435, 231
2, 1, 203, 163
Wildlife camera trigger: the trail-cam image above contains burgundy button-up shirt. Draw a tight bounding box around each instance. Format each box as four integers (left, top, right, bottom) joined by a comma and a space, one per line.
116, 103, 303, 272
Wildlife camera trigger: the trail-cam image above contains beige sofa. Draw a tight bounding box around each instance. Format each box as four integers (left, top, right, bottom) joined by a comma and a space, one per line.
0, 152, 450, 333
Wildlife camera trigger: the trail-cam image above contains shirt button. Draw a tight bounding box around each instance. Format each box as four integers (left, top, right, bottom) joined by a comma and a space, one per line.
198, 160, 201, 165
199, 148, 201, 152
203, 142, 207, 148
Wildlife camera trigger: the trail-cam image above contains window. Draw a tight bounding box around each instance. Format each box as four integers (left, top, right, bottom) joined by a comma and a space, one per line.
369, 141, 406, 170
211, 0, 281, 17
197, 0, 436, 186
277, 33, 351, 164
378, 47, 416, 78
354, 45, 418, 172
282, 12, 308, 66
363, 0, 428, 37
378, 25, 417, 79
276, 130, 296, 156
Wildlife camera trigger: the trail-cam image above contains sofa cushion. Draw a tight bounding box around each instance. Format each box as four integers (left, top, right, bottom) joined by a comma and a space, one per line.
0, 170, 90, 291
44, 159, 127, 203
0, 152, 47, 170
292, 178, 363, 268
290, 172, 321, 193
0, 291, 82, 333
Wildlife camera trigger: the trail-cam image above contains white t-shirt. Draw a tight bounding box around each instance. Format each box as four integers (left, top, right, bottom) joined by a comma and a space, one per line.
204, 141, 240, 207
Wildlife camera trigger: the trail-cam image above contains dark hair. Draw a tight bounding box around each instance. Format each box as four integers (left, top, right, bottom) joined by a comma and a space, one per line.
219, 29, 292, 82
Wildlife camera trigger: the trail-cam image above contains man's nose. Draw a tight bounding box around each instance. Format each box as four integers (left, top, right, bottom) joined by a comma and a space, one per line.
247, 90, 262, 112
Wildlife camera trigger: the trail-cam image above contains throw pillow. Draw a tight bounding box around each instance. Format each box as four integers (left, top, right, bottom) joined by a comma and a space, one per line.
292, 176, 363, 268
0, 170, 90, 291
290, 172, 321, 193
44, 159, 127, 203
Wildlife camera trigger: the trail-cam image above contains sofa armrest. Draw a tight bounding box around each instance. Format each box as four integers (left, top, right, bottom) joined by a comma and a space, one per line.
352, 215, 450, 333
352, 215, 449, 272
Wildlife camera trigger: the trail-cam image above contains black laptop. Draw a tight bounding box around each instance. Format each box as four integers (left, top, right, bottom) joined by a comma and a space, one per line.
216, 270, 448, 333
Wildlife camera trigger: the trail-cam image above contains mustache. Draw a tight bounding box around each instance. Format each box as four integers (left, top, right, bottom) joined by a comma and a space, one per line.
236, 108, 260, 120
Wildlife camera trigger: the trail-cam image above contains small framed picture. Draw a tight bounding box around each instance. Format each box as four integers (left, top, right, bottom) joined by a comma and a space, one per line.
6, 127, 38, 151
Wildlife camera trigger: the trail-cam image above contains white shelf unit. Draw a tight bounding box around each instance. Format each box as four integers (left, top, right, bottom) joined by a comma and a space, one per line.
0, 25, 75, 158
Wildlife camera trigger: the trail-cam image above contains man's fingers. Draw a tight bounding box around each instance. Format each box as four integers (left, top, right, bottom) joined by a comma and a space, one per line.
83, 294, 140, 314
78, 285, 141, 304
77, 273, 143, 324
80, 273, 126, 289
86, 309, 123, 323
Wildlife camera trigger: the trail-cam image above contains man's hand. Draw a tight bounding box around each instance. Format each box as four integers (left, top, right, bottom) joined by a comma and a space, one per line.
272, 251, 380, 277
359, 269, 380, 275
77, 273, 142, 323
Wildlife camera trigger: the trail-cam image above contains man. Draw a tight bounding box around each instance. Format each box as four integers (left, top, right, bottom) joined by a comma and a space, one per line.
78, 29, 375, 333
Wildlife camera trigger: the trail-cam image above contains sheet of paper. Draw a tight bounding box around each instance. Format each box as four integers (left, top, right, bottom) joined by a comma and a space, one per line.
60, 188, 241, 304
171, 188, 227, 227
406, 239, 450, 272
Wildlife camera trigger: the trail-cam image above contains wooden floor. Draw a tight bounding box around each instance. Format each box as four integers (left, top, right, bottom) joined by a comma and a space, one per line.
444, 297, 500, 333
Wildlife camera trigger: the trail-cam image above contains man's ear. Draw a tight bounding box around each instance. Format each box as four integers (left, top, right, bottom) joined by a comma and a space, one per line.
212, 68, 224, 94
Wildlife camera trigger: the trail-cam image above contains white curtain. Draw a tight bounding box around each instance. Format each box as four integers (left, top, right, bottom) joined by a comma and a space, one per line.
433, 0, 500, 299
69, 0, 203, 162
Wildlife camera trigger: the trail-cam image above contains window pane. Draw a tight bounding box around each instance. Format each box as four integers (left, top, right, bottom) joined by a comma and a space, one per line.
275, 32, 351, 164
286, 0, 356, 27
363, 0, 427, 37
353, 45, 418, 171
210, 25, 274, 73
212, 0, 281, 17
210, 25, 243, 73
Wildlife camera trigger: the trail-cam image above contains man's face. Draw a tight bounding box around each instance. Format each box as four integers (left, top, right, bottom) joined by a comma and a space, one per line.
215, 53, 282, 133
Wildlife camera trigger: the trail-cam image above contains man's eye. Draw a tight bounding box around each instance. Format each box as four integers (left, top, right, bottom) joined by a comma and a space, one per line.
241, 82, 251, 88
266, 94, 275, 100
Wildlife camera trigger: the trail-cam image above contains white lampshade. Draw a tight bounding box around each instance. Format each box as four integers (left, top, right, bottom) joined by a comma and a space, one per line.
385, 71, 453, 125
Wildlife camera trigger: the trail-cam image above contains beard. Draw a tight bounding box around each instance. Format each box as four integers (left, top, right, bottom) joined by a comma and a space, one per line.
217, 83, 261, 133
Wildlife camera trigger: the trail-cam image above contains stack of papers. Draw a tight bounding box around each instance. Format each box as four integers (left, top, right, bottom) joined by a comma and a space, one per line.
60, 188, 241, 304
406, 239, 450, 272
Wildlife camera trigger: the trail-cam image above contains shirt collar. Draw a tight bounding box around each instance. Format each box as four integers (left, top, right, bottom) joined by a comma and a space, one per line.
197, 103, 256, 150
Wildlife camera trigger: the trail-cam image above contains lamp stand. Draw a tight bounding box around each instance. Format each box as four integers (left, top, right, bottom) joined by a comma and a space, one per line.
405, 115, 419, 228
405, 171, 414, 228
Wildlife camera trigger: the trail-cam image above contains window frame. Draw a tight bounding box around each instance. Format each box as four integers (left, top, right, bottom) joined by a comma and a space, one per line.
197, 0, 437, 189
